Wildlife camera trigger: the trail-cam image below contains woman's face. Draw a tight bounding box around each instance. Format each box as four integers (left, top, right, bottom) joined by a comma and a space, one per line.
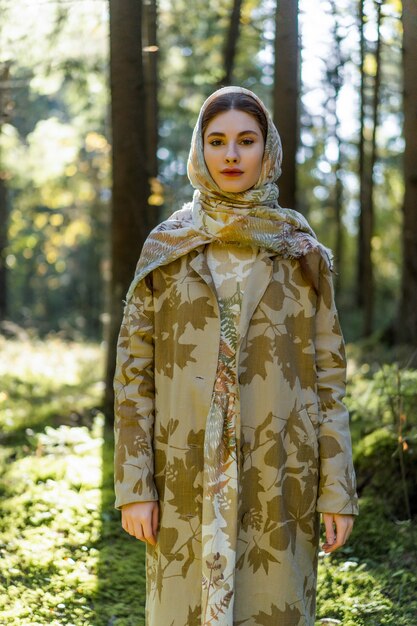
203, 109, 265, 193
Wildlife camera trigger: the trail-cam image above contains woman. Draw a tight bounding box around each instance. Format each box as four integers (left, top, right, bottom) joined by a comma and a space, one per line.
114, 85, 358, 626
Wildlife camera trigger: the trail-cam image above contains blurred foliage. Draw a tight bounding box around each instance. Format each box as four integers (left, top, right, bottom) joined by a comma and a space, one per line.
1, 0, 109, 338
346, 352, 417, 519
1, 338, 417, 624
297, 0, 404, 340
0, 0, 405, 340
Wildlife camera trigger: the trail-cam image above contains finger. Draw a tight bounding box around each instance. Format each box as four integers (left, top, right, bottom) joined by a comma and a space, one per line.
142, 516, 156, 546
323, 514, 336, 546
134, 524, 146, 542
339, 517, 354, 544
324, 518, 354, 553
323, 537, 344, 554
123, 513, 143, 541
121, 511, 131, 534
336, 515, 354, 542
152, 503, 159, 538
337, 523, 349, 546
121, 514, 128, 533
126, 519, 137, 537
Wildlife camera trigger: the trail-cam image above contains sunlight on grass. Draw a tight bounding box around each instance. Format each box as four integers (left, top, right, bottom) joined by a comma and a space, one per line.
316, 551, 392, 625
0, 337, 105, 436
0, 337, 148, 626
0, 338, 105, 625
1, 422, 104, 624
1, 338, 416, 625
0, 335, 104, 385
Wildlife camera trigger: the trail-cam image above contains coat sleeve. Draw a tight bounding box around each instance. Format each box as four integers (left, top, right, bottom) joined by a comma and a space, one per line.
113, 274, 159, 509
314, 254, 359, 515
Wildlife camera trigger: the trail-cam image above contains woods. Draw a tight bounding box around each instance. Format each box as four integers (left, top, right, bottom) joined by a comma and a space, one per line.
399, 0, 417, 344
273, 0, 299, 209
105, 0, 159, 416
1, 0, 417, 624
2, 0, 413, 345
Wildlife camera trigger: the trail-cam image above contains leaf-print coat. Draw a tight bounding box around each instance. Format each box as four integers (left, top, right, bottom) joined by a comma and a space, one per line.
114, 244, 358, 626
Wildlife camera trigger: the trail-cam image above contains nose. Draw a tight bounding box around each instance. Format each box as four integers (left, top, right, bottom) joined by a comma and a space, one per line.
225, 142, 239, 163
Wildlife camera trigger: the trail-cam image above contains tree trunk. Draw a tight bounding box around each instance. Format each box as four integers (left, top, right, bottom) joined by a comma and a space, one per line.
273, 0, 299, 210
219, 0, 243, 86
397, 0, 417, 343
333, 139, 344, 294
357, 0, 366, 309
357, 0, 381, 337
143, 0, 159, 178
364, 0, 382, 336
0, 175, 7, 321
328, 0, 347, 292
0, 63, 11, 322
104, 0, 157, 423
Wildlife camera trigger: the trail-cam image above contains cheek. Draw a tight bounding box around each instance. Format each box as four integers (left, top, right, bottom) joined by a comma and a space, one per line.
203, 147, 215, 174
251, 149, 264, 176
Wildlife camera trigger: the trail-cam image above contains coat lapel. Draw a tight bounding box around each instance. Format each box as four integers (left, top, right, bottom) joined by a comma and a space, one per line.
189, 246, 217, 293
238, 250, 273, 343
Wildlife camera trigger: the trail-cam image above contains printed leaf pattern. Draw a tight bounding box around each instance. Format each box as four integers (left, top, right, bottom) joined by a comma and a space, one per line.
254, 602, 303, 626
114, 248, 358, 626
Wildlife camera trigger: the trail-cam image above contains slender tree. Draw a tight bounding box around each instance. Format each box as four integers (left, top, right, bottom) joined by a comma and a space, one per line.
105, 0, 158, 421
143, 0, 159, 179
273, 0, 299, 210
219, 0, 243, 86
357, 0, 382, 336
0, 176, 7, 322
397, 0, 417, 344
326, 0, 349, 291
364, 0, 382, 335
357, 0, 368, 319
0, 63, 11, 322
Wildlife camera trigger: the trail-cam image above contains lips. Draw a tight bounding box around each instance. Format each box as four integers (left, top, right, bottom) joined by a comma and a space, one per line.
220, 168, 243, 176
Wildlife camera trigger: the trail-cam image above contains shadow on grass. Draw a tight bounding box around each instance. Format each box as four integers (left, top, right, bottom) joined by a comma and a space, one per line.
1, 344, 416, 626
0, 373, 102, 447
90, 433, 417, 626
92, 425, 147, 626
0, 351, 147, 626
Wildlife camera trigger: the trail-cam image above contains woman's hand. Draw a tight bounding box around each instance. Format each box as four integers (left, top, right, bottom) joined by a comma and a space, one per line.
322, 513, 354, 554
121, 501, 159, 546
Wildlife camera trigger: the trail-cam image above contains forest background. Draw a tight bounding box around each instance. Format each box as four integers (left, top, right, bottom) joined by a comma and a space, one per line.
0, 0, 417, 625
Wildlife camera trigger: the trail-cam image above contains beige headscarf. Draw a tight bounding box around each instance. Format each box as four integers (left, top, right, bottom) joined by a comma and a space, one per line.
126, 86, 331, 302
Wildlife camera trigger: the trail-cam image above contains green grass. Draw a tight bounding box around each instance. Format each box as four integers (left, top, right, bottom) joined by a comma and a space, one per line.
0, 337, 416, 625
316, 498, 417, 625
0, 337, 146, 626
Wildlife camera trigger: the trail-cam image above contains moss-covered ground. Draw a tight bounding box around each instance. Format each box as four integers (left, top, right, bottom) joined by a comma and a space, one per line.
0, 337, 416, 625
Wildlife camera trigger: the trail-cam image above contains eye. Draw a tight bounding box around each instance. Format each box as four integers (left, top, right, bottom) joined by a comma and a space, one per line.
240, 138, 254, 145
209, 139, 223, 146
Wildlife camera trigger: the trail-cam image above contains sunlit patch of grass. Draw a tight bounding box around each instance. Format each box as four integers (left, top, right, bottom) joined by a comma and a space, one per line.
0, 337, 147, 625
0, 420, 104, 624
316, 344, 417, 625
0, 336, 104, 438
316, 499, 417, 625
0, 335, 103, 384
316, 554, 392, 625
1, 338, 417, 625
0, 338, 104, 625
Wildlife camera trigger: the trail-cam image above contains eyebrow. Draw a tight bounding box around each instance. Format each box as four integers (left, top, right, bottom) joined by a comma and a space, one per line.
206, 130, 260, 138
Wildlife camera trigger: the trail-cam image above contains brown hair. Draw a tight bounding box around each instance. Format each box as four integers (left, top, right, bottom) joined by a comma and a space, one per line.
201, 93, 268, 143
